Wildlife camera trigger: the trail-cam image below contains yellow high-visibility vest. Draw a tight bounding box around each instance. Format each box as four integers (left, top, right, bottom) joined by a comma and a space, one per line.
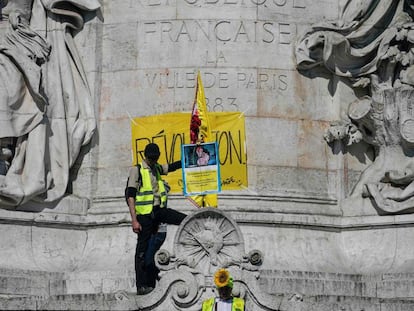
135, 163, 167, 215
202, 297, 245, 311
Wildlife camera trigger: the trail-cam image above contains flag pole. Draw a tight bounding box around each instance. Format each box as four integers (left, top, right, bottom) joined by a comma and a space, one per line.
187, 70, 218, 208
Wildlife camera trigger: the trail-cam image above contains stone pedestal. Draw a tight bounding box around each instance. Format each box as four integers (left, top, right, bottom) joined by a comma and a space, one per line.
1, 206, 414, 310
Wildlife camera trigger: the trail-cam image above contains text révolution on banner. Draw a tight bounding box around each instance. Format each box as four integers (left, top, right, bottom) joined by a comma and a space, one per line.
130, 112, 247, 193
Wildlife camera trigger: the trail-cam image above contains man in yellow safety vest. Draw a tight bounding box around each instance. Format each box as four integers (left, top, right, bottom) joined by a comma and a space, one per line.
202, 269, 245, 311
126, 143, 187, 295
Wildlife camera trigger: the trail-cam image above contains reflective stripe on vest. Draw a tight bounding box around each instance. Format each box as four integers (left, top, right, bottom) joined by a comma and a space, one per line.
135, 163, 167, 215
201, 297, 245, 311
202, 298, 214, 311
232, 298, 245, 311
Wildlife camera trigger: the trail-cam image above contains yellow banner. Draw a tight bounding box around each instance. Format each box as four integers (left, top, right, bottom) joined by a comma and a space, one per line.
131, 112, 247, 193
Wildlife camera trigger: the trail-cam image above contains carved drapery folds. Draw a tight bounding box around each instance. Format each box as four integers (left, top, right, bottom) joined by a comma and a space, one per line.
0, 0, 100, 207
134, 209, 288, 311
296, 0, 414, 214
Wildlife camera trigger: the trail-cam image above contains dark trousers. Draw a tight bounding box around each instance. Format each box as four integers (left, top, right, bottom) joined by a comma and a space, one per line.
135, 206, 186, 288
144, 231, 166, 288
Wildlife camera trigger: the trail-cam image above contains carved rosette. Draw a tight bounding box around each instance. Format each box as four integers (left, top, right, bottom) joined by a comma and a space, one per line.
174, 208, 246, 269
156, 209, 262, 273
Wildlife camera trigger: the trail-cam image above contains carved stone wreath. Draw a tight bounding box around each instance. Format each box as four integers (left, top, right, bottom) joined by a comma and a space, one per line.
177, 209, 244, 268
156, 208, 261, 273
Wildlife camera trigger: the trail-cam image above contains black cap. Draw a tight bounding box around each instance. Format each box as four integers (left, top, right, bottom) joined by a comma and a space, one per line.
144, 143, 160, 158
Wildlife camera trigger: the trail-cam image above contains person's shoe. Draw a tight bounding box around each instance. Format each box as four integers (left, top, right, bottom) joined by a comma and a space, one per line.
137, 286, 154, 295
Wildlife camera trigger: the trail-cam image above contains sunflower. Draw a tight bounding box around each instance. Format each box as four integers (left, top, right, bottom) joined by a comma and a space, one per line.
214, 268, 231, 288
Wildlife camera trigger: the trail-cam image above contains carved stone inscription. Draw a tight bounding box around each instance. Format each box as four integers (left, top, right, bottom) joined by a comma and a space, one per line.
143, 70, 288, 91
137, 20, 296, 71
102, 0, 338, 116
127, 1, 307, 114
123, 69, 292, 116
121, 0, 308, 10
183, 0, 306, 7
140, 20, 294, 45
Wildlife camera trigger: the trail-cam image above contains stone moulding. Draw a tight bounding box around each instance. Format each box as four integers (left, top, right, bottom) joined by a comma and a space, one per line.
1, 204, 414, 275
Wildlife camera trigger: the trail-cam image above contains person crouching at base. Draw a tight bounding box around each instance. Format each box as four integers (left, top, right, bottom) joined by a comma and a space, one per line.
202, 268, 245, 311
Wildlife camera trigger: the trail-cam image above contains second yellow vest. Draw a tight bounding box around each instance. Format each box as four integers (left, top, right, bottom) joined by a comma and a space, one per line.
202, 297, 245, 311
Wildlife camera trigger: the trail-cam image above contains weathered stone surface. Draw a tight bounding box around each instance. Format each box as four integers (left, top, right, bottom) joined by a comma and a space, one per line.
0, 0, 414, 309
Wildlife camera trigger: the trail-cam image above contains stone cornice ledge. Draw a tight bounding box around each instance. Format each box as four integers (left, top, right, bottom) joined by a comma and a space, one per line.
91, 192, 340, 216
230, 212, 414, 232
0, 200, 413, 232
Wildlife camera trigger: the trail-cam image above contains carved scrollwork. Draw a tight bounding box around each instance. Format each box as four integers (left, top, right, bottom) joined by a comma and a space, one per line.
146, 209, 284, 310
134, 269, 201, 310
296, 0, 414, 214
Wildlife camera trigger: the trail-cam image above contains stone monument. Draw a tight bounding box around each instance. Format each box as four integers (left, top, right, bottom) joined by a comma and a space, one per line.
1, 0, 414, 310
